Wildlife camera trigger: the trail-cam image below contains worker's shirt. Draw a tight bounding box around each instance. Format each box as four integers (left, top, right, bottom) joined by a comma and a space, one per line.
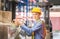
20, 20, 43, 39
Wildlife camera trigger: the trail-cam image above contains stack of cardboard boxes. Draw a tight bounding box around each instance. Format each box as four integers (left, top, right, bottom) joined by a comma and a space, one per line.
0, 10, 12, 39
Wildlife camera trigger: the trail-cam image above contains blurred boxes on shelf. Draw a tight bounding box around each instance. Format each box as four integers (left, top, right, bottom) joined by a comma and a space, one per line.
0, 10, 12, 39
0, 10, 12, 23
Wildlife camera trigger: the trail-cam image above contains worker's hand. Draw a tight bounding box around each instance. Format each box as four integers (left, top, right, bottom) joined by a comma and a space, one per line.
13, 19, 19, 26
13, 19, 24, 27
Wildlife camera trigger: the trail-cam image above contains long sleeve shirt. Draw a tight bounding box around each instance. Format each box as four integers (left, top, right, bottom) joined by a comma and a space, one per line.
20, 20, 43, 39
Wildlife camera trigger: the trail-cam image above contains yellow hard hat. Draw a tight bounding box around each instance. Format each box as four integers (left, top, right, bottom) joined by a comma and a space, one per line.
31, 7, 41, 14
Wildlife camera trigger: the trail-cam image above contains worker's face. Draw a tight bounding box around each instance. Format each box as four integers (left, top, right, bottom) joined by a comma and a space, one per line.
32, 12, 41, 20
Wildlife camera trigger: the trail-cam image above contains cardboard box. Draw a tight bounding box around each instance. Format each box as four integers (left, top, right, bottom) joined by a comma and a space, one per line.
2, 11, 12, 23
0, 11, 12, 23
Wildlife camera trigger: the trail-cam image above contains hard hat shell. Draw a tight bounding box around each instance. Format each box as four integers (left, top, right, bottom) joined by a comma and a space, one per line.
31, 7, 41, 14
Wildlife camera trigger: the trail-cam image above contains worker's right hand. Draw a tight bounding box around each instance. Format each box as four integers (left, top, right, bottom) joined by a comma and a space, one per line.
13, 19, 24, 27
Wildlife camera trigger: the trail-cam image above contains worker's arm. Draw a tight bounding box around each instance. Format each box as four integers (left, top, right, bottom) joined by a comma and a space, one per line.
20, 22, 42, 34
13, 19, 42, 34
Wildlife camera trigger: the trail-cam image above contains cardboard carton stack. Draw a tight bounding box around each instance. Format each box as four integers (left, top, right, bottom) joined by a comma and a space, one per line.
0, 10, 12, 39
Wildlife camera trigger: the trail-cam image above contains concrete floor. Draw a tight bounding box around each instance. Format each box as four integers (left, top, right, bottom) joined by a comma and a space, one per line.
53, 31, 60, 39
8, 31, 60, 39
